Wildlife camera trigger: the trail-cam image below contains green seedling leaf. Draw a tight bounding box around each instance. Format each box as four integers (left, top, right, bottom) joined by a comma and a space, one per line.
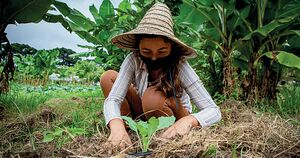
67, 127, 86, 136
137, 120, 148, 137
148, 117, 159, 137
122, 116, 176, 152
43, 133, 54, 143
157, 116, 176, 130
52, 128, 63, 136
122, 116, 138, 132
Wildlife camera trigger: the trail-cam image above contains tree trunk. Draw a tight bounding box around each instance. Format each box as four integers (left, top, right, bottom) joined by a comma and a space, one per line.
259, 57, 281, 100
207, 51, 223, 95
0, 31, 15, 94
222, 50, 234, 97
242, 51, 258, 104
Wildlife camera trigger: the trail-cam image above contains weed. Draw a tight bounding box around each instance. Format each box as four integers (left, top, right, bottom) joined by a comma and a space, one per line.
276, 85, 300, 116
202, 144, 218, 157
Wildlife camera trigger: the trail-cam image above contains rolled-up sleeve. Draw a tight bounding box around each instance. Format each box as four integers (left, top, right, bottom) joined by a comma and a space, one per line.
179, 61, 221, 127
103, 53, 135, 125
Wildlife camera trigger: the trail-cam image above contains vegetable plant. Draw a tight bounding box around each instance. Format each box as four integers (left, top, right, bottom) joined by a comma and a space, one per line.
122, 116, 175, 152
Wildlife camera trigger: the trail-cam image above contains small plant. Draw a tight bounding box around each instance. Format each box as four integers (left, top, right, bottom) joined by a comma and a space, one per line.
43, 126, 86, 147
122, 116, 176, 153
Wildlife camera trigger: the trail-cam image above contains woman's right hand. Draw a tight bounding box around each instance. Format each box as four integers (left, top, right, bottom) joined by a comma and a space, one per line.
108, 118, 132, 149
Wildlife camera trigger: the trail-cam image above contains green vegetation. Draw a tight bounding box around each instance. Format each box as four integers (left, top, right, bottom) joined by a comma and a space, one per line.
0, 82, 104, 150
122, 116, 175, 152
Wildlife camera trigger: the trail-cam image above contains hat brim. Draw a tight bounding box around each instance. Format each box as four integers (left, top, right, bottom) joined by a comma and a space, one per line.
111, 28, 197, 58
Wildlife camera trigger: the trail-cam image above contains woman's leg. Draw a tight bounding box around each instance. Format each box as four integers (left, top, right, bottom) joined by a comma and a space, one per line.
142, 86, 189, 120
100, 70, 144, 120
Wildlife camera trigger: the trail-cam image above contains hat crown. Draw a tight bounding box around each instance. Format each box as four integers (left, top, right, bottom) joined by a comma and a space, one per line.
110, 2, 197, 58
136, 2, 174, 37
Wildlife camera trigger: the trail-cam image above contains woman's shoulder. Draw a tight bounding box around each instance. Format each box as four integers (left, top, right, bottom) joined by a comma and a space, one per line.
178, 59, 199, 83
178, 59, 192, 71
122, 52, 142, 69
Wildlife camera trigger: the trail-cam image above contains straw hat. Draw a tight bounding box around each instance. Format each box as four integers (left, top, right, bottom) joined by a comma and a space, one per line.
111, 2, 197, 58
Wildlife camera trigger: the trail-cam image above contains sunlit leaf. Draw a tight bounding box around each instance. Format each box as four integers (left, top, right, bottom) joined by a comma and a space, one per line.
157, 116, 176, 130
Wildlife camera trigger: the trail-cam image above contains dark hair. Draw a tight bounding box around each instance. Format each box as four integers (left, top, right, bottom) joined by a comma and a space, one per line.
135, 34, 185, 98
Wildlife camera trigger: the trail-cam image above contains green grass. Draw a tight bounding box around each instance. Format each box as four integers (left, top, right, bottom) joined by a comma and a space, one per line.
276, 85, 300, 117
254, 84, 300, 123
0, 82, 102, 113
0, 81, 106, 149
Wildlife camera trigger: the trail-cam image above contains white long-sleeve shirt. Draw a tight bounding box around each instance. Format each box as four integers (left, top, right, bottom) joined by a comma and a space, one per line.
103, 53, 221, 127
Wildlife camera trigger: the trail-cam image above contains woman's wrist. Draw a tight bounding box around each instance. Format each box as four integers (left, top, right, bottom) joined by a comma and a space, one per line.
188, 115, 200, 127
109, 118, 126, 131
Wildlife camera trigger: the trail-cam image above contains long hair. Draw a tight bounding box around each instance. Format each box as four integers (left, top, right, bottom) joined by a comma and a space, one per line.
135, 34, 185, 98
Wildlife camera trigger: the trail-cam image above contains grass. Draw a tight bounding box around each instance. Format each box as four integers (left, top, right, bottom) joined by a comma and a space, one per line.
0, 82, 102, 114
0, 81, 106, 152
254, 84, 300, 119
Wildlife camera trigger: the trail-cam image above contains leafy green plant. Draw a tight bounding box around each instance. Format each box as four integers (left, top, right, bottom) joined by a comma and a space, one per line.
43, 127, 86, 147
122, 116, 175, 152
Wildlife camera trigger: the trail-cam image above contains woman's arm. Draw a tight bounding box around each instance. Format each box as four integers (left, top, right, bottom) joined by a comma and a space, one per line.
161, 61, 221, 139
179, 61, 222, 127
103, 53, 135, 125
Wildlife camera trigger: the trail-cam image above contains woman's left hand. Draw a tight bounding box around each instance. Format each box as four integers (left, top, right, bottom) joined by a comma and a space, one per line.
160, 115, 200, 139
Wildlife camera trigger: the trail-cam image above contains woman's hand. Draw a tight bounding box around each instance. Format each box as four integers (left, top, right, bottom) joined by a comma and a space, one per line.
107, 118, 132, 149
160, 115, 199, 139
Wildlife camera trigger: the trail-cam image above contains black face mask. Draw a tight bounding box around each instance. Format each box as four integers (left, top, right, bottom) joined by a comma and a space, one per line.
140, 55, 172, 70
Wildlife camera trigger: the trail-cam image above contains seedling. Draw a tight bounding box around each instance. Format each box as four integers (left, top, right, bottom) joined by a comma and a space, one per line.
122, 116, 176, 152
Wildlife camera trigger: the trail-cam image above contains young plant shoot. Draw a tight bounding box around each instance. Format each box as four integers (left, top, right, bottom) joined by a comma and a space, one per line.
122, 116, 176, 152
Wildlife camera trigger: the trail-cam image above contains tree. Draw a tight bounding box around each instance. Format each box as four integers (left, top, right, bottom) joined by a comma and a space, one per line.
51, 47, 79, 66
178, 0, 300, 102
11, 43, 37, 56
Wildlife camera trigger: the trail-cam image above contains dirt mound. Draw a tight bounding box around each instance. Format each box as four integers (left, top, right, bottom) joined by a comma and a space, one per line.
60, 100, 300, 158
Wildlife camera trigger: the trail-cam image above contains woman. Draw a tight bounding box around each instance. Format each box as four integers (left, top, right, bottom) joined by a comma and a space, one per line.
100, 2, 221, 148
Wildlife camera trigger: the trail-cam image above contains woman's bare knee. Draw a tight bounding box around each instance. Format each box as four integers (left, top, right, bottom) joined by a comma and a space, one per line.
100, 70, 118, 87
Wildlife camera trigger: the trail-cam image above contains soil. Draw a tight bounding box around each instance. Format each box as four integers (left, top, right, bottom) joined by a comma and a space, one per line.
0, 106, 4, 120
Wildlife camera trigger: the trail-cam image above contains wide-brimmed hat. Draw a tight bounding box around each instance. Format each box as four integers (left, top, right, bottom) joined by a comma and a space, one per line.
111, 2, 197, 58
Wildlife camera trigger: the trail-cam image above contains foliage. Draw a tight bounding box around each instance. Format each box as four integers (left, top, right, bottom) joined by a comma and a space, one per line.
0, 81, 105, 150
51, 47, 80, 66
12, 47, 99, 84
122, 116, 175, 152
177, 0, 300, 102
12, 43, 37, 56
64, 60, 104, 83
43, 127, 86, 147
276, 85, 300, 117
1, 0, 53, 25
47, 0, 188, 70
1, 0, 54, 93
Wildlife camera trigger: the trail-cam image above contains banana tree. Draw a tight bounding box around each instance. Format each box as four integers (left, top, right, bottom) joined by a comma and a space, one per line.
178, 0, 300, 102
178, 0, 251, 97
235, 0, 300, 101
34, 49, 60, 84
0, 0, 53, 93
